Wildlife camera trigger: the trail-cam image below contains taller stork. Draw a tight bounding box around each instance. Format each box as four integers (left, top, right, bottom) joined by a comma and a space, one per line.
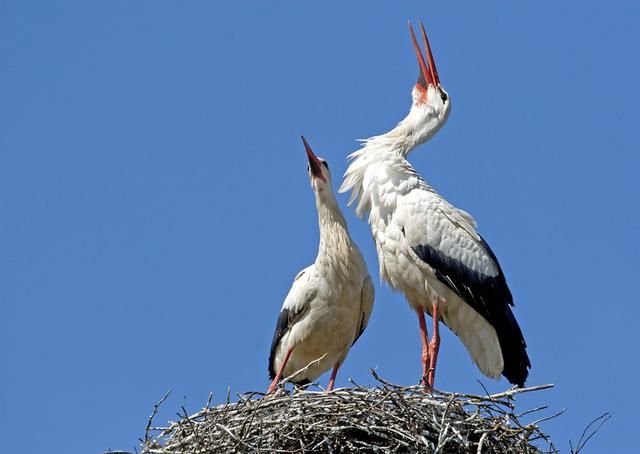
340, 22, 530, 388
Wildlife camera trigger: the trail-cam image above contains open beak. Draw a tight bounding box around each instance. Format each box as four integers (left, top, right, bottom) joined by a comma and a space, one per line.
301, 136, 326, 183
409, 21, 440, 88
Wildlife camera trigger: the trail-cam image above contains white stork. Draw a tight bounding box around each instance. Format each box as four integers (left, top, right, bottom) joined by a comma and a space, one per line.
340, 22, 530, 388
267, 136, 375, 393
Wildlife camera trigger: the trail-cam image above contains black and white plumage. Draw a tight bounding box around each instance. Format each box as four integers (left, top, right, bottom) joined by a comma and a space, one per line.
267, 137, 374, 393
340, 22, 530, 387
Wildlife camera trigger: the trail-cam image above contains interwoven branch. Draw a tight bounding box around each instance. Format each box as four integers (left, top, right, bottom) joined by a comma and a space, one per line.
141, 372, 559, 453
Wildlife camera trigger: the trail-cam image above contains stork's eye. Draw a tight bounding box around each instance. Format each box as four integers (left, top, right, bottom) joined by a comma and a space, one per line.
321, 161, 329, 169
439, 90, 448, 102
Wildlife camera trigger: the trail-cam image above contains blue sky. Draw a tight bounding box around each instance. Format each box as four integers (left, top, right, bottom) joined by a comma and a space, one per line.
1, 1, 638, 452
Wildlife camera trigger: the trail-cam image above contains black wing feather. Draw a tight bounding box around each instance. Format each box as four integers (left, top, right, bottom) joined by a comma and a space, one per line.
267, 304, 310, 382
412, 235, 530, 386
351, 312, 367, 347
268, 308, 290, 380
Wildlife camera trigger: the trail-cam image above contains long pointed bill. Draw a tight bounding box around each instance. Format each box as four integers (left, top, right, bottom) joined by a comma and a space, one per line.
301, 136, 326, 183
420, 21, 440, 86
408, 21, 433, 87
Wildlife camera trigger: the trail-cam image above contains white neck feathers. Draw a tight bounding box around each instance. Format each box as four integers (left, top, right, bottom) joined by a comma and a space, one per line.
314, 190, 360, 275
339, 101, 446, 219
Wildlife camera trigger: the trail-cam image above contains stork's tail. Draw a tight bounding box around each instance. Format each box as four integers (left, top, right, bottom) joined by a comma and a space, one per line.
442, 299, 530, 386
495, 305, 530, 387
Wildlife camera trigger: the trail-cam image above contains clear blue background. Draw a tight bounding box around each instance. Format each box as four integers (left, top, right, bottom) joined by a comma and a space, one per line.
1, 1, 638, 452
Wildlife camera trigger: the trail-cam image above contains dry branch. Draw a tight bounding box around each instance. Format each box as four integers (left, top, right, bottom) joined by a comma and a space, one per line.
141, 372, 559, 453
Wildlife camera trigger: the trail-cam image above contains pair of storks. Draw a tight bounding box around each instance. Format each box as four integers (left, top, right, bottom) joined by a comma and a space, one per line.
268, 22, 530, 393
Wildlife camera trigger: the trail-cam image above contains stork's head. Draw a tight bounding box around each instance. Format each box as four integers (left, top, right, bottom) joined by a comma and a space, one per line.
302, 136, 332, 195
406, 21, 451, 145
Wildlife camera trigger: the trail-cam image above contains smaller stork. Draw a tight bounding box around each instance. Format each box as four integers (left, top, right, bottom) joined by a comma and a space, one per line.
267, 136, 374, 393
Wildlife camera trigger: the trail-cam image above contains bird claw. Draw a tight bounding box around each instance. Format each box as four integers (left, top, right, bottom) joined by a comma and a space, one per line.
420, 367, 436, 390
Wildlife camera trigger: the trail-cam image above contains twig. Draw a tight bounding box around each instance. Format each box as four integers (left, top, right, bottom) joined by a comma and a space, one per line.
144, 390, 171, 443
569, 412, 611, 454
476, 431, 488, 454
280, 353, 328, 387
530, 408, 566, 426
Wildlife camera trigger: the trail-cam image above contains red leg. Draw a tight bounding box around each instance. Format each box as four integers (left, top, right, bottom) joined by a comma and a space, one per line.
427, 302, 441, 389
416, 308, 430, 386
267, 346, 294, 394
327, 361, 341, 391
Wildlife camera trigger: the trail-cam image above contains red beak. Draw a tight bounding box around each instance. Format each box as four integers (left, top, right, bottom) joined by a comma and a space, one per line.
301, 136, 327, 183
408, 21, 440, 88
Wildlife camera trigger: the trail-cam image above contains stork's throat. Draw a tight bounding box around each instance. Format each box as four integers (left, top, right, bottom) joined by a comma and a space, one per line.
315, 205, 356, 272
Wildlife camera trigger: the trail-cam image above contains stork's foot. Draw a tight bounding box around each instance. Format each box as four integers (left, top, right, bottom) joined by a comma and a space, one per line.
266, 380, 278, 395
267, 346, 294, 396
419, 366, 431, 388
420, 367, 430, 389
426, 343, 439, 388
420, 368, 435, 391
416, 308, 431, 389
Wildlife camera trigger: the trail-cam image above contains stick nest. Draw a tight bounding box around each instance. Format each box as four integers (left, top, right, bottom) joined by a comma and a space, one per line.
141, 371, 558, 453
